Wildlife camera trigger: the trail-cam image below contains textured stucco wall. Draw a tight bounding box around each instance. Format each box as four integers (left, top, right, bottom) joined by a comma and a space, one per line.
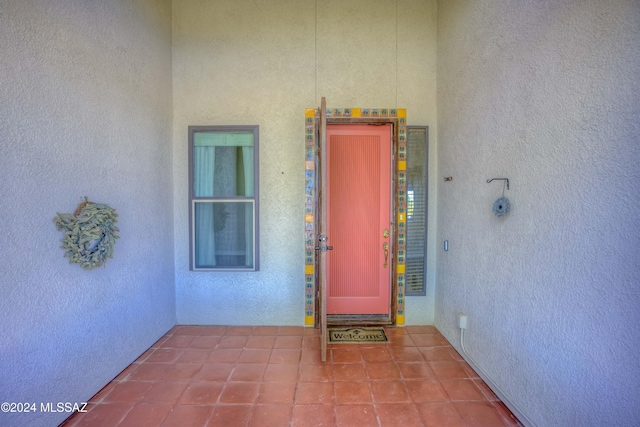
436, 1, 640, 426
0, 1, 175, 426
173, 0, 437, 325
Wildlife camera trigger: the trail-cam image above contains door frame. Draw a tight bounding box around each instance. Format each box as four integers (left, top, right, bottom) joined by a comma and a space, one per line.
303, 107, 408, 328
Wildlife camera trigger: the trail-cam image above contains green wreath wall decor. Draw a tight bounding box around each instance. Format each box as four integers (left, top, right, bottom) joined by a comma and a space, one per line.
54, 198, 119, 270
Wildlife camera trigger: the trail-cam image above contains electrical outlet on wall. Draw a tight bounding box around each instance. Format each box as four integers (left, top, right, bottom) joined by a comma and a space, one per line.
458, 313, 467, 329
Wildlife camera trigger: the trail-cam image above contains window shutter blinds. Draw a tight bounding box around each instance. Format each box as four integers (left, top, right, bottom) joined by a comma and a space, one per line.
406, 127, 428, 295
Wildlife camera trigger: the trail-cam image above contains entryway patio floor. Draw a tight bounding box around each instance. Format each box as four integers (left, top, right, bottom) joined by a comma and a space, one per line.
62, 325, 521, 427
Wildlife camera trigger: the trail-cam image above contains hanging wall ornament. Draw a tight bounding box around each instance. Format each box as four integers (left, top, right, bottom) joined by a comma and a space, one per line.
492, 197, 510, 217
486, 178, 511, 217
54, 198, 119, 270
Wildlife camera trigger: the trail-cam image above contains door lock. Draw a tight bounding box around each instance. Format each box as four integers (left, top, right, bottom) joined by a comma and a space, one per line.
315, 235, 333, 252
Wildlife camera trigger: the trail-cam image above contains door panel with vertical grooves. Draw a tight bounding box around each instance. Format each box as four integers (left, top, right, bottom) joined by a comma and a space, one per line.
329, 135, 380, 297
326, 124, 391, 315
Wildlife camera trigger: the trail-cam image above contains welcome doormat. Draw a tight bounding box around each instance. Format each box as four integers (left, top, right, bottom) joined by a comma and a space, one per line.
328, 327, 388, 344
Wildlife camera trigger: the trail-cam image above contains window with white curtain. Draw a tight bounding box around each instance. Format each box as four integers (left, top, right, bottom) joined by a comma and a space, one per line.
189, 126, 259, 271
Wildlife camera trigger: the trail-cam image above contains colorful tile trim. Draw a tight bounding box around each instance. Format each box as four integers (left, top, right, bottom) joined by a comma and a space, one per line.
304, 111, 316, 326
304, 108, 407, 326
396, 113, 407, 324
320, 108, 405, 119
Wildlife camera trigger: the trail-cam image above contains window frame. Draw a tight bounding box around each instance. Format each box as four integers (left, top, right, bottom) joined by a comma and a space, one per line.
188, 125, 260, 271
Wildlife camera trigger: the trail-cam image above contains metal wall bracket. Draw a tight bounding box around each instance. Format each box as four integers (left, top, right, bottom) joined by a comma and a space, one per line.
486, 178, 509, 190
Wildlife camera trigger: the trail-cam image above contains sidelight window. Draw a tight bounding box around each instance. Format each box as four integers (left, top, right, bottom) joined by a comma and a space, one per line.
405, 126, 428, 295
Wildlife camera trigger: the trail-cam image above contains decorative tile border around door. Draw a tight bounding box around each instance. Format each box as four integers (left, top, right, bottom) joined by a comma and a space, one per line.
304, 107, 407, 326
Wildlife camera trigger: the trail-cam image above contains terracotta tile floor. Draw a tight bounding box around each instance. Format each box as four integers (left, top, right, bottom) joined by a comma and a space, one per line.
62, 325, 522, 427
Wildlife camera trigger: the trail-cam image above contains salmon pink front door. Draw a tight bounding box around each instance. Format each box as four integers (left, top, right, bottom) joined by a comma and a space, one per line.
326, 124, 392, 315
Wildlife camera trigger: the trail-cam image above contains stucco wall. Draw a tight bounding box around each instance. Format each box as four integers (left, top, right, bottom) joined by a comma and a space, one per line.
0, 1, 175, 426
436, 1, 640, 426
173, 0, 438, 325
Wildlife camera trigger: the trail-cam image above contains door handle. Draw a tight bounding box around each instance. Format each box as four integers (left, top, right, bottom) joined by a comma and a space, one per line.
383, 242, 389, 268
315, 235, 333, 252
